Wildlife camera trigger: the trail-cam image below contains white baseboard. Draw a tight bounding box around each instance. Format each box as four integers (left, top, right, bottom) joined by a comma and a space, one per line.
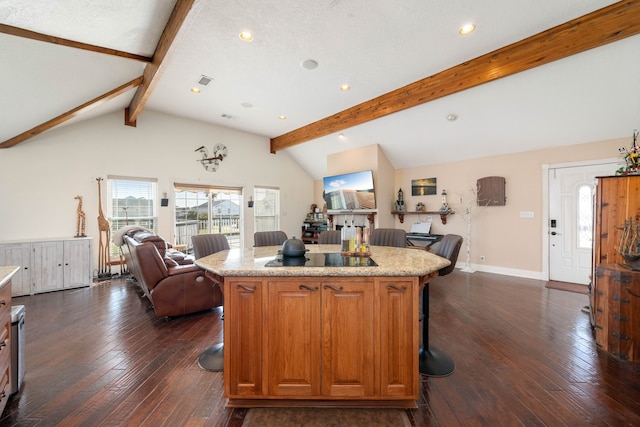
454, 262, 544, 280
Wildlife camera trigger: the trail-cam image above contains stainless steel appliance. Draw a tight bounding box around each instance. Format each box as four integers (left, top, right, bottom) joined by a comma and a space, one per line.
10, 305, 25, 395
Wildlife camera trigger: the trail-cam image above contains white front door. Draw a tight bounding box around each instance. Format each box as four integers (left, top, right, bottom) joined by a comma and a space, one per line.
548, 163, 617, 284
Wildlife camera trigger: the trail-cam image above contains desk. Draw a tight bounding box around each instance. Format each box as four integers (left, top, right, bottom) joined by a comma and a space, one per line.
196, 245, 450, 408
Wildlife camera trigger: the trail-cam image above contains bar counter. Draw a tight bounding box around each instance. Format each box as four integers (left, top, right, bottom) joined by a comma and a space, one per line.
195, 244, 450, 278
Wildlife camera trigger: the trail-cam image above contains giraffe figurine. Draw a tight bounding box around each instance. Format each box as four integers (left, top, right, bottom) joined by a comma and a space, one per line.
96, 178, 111, 278
74, 195, 86, 237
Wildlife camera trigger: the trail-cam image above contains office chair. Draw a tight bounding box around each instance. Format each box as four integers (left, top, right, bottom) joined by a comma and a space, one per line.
419, 234, 463, 376
191, 233, 230, 372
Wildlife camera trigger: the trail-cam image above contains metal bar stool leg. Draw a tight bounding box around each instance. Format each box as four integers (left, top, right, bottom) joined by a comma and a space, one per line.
419, 282, 455, 376
198, 304, 224, 372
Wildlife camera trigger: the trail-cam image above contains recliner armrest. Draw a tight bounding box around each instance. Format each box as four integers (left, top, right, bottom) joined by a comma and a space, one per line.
166, 264, 202, 276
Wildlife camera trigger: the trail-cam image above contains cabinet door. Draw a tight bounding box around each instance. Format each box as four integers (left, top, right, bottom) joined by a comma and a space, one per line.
63, 239, 91, 288
267, 280, 321, 397
225, 279, 264, 397
33, 241, 64, 293
321, 280, 375, 397
379, 278, 418, 398
0, 243, 32, 296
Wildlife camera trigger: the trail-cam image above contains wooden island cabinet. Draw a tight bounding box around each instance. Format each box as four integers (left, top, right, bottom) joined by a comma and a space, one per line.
196, 245, 449, 408
0, 266, 17, 416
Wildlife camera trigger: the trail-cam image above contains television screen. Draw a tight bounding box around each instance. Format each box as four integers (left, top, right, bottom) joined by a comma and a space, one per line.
323, 170, 376, 211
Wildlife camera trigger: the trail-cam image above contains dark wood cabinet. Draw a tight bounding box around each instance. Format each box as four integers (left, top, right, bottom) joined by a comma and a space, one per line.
594, 264, 640, 362
592, 175, 640, 362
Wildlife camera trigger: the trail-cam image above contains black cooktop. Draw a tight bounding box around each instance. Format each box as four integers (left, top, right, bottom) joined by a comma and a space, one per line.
265, 252, 377, 267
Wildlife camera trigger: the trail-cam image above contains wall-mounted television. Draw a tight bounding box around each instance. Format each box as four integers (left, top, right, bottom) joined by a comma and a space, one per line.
323, 170, 376, 211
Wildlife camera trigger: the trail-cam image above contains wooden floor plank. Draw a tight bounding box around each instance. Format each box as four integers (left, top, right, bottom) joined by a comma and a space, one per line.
0, 271, 639, 425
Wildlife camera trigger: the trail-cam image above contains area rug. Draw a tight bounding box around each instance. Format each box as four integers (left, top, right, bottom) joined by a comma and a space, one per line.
545, 281, 588, 294
242, 407, 411, 427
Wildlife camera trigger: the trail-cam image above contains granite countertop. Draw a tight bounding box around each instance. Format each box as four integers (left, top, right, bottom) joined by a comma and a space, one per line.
0, 266, 19, 287
195, 244, 450, 277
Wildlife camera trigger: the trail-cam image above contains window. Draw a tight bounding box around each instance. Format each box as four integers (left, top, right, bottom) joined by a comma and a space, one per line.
577, 184, 593, 249
254, 187, 280, 232
107, 176, 157, 255
174, 184, 242, 251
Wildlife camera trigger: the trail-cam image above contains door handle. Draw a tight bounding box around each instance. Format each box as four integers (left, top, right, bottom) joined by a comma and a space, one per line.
550, 231, 561, 236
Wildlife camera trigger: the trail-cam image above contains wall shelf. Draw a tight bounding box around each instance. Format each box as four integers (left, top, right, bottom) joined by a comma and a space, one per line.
391, 211, 454, 225
326, 212, 376, 227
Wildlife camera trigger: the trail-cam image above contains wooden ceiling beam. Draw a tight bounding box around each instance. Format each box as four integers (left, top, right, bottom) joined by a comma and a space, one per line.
270, 0, 640, 153
0, 77, 143, 149
125, 0, 201, 125
0, 23, 152, 63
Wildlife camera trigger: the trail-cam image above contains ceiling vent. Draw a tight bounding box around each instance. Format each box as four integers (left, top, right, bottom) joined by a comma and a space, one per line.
198, 75, 213, 86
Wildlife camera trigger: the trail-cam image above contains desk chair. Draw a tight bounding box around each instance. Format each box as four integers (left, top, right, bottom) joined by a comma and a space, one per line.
192, 234, 230, 372
369, 228, 407, 248
254, 231, 288, 247
317, 230, 341, 244
419, 234, 463, 376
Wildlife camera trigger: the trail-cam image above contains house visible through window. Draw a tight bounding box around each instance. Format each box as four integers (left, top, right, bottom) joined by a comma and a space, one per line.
174, 184, 242, 252
107, 176, 158, 256
254, 187, 280, 232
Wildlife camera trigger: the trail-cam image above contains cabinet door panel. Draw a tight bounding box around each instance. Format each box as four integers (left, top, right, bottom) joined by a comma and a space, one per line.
380, 279, 417, 397
267, 281, 321, 396
0, 243, 32, 296
63, 239, 91, 288
226, 279, 264, 397
33, 241, 64, 293
321, 280, 375, 397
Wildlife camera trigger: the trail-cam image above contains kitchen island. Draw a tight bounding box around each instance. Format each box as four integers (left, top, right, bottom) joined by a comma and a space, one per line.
195, 244, 450, 408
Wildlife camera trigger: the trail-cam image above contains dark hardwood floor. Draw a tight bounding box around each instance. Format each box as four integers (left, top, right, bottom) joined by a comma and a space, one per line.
1, 270, 639, 426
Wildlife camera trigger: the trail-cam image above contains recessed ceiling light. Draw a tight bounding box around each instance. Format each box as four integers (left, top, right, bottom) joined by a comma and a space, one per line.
340, 84, 351, 91
239, 31, 253, 42
459, 23, 475, 35
241, 102, 253, 108
301, 59, 319, 70
190, 87, 201, 94
447, 113, 458, 121
338, 133, 346, 140
279, 115, 287, 120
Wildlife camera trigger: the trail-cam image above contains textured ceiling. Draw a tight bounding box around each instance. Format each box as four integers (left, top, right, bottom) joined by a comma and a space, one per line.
1, 0, 638, 179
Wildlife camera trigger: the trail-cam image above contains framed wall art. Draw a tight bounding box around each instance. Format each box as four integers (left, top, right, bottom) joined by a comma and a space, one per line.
411, 177, 437, 196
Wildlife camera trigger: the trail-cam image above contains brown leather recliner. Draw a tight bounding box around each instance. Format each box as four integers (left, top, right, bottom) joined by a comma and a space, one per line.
132, 241, 222, 317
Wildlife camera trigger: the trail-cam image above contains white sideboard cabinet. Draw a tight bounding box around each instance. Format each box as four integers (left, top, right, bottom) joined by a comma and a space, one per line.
0, 237, 92, 296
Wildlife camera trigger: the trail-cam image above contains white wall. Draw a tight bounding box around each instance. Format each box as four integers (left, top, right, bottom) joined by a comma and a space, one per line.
313, 137, 627, 279
0, 110, 313, 277
394, 137, 626, 278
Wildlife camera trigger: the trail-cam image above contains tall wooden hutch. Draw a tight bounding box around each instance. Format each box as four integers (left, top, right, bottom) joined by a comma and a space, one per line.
592, 175, 640, 362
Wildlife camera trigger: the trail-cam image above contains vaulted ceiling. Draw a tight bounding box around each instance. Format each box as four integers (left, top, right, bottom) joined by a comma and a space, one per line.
1, 0, 639, 179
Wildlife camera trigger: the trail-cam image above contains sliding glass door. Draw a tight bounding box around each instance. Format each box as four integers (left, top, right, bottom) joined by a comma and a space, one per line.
174, 184, 242, 253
